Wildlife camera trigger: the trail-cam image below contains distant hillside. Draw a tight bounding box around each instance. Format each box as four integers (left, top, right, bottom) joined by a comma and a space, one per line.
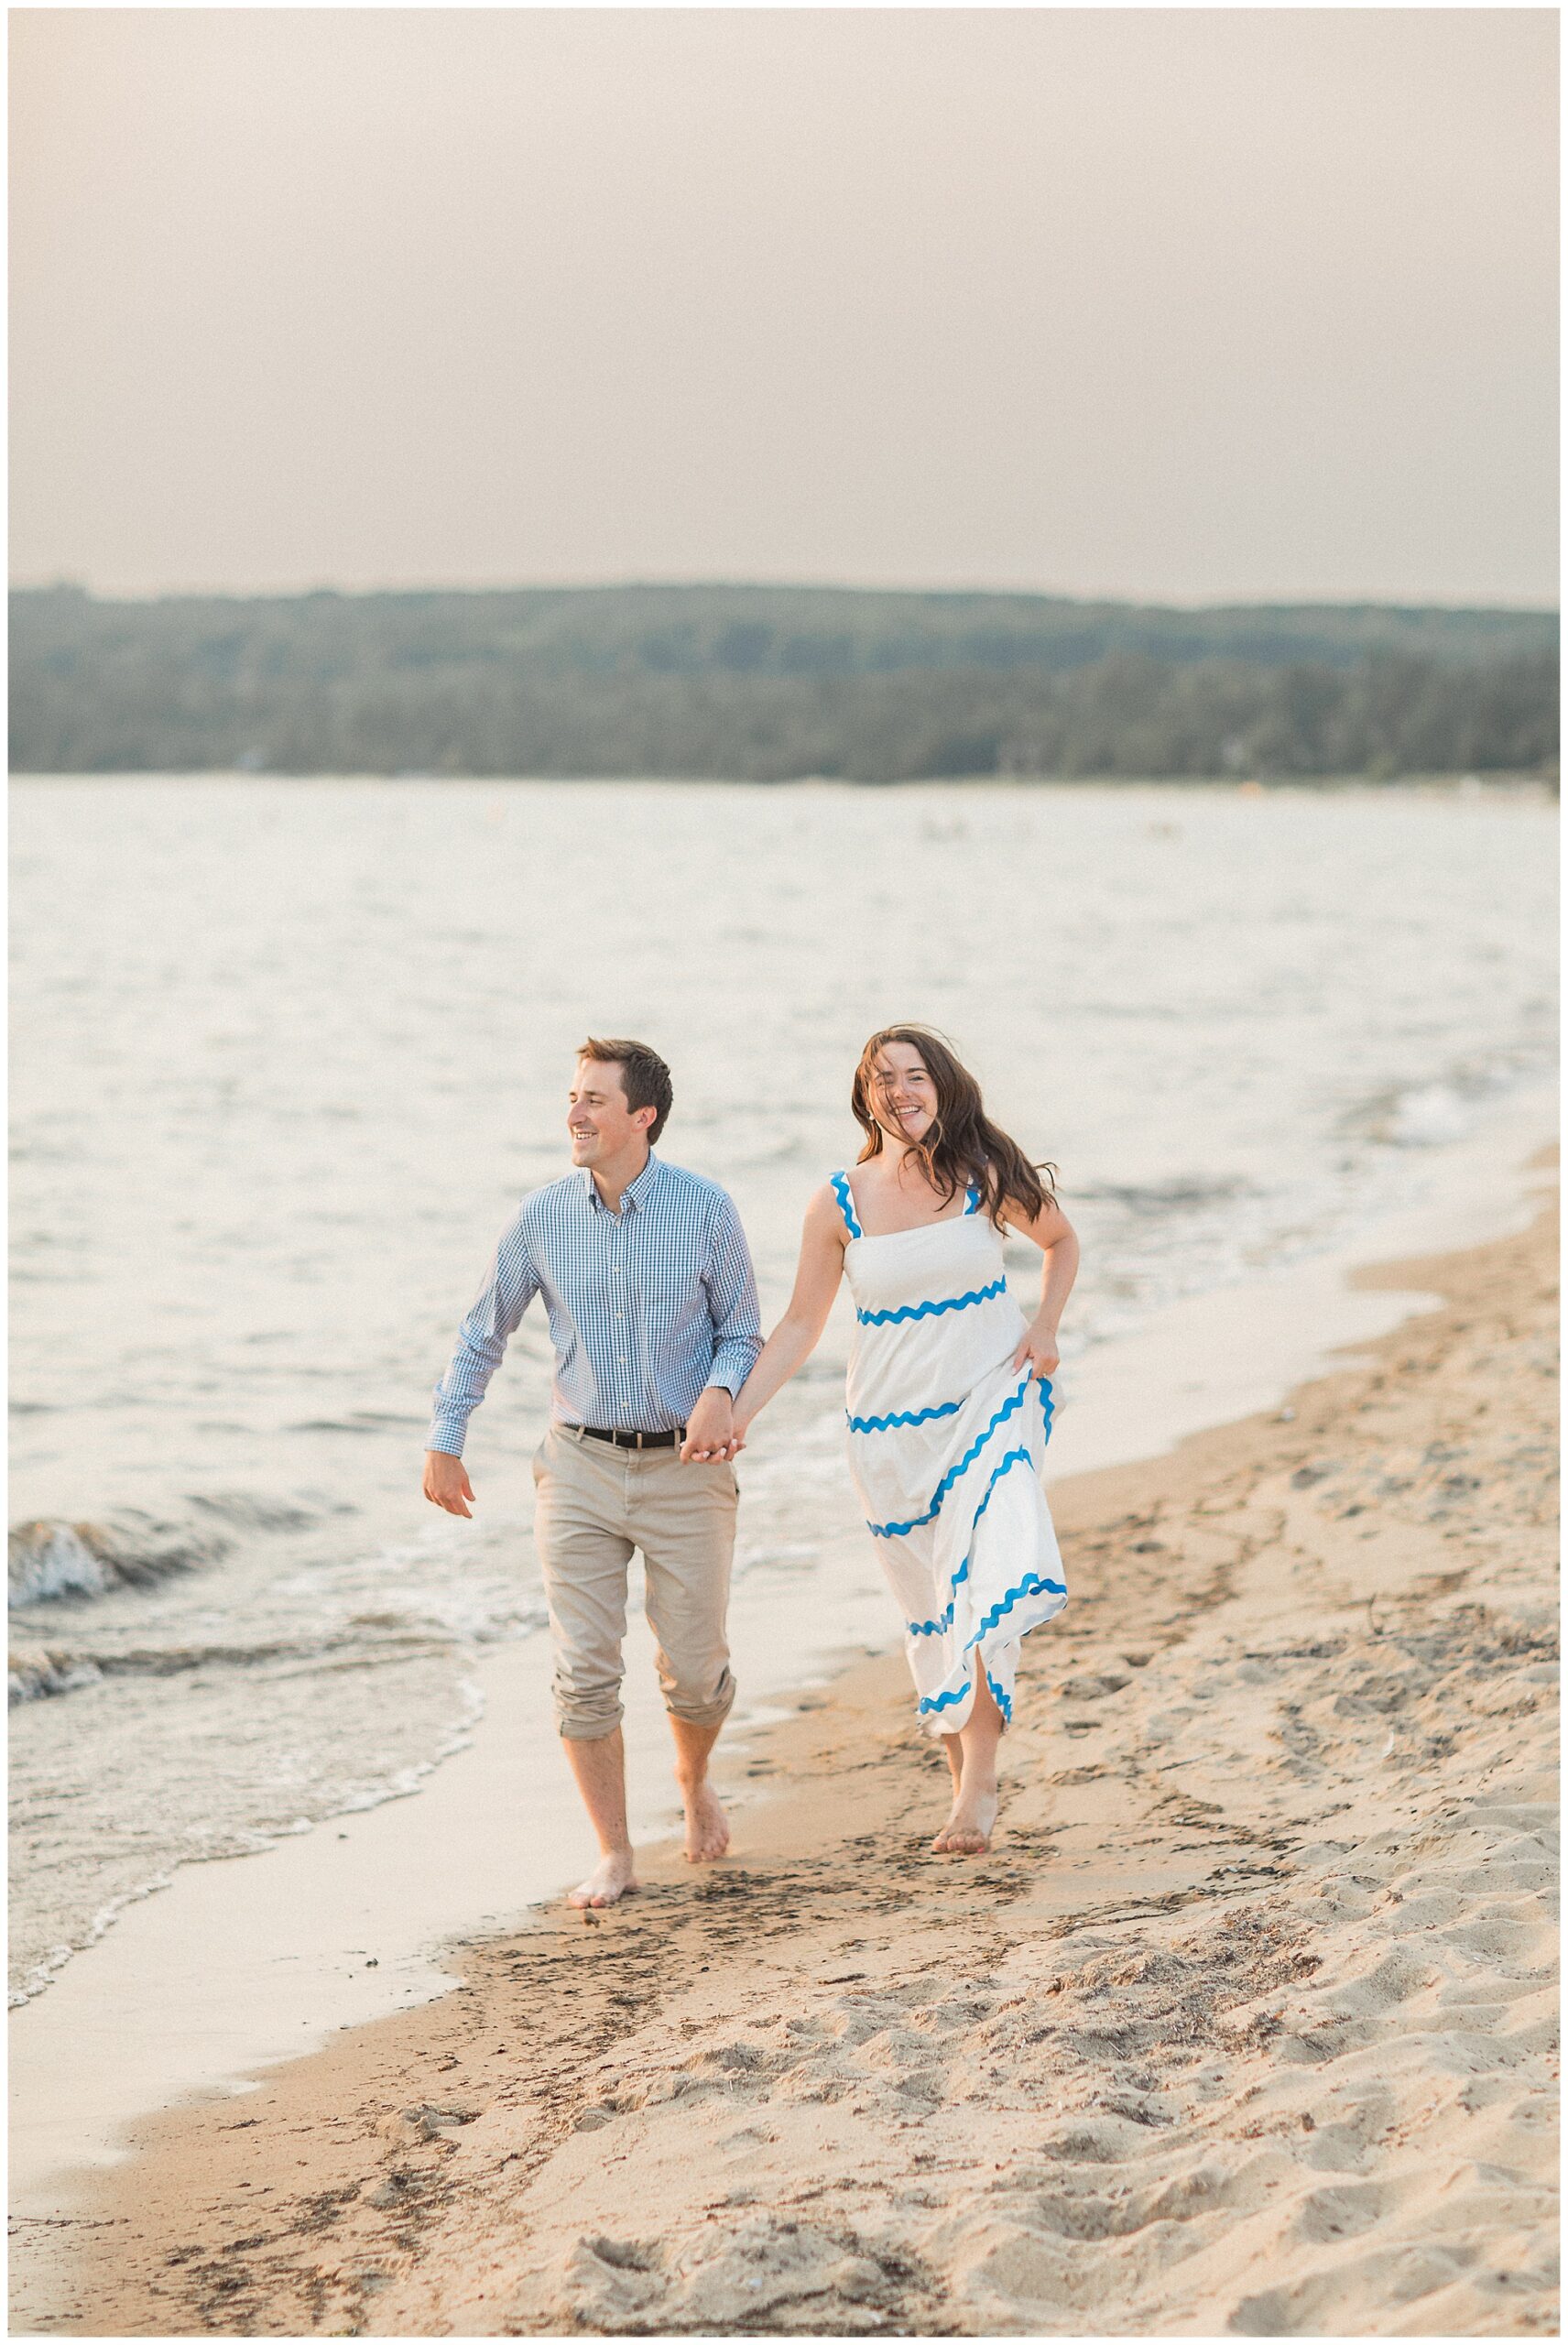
9, 583, 1558, 781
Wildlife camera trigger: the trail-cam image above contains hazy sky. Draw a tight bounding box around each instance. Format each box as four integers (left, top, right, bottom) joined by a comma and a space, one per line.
9, 8, 1559, 605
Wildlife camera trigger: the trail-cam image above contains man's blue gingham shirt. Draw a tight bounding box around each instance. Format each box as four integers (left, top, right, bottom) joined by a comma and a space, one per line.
428, 1152, 763, 1455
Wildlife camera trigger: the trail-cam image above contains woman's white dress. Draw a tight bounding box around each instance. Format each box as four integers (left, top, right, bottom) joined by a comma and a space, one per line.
833, 1170, 1067, 1735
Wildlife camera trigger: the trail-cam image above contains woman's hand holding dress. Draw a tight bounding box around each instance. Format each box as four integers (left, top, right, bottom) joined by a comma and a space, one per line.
1010, 1321, 1061, 1379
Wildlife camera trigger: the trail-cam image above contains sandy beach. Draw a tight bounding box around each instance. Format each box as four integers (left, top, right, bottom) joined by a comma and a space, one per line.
18, 1172, 1556, 2340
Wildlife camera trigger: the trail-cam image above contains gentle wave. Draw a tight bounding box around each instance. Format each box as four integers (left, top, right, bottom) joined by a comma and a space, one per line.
8, 1590, 553, 1707
7, 1517, 229, 1610
8, 1624, 455, 1708
1340, 1053, 1551, 1151
187, 1491, 343, 1532
7, 1490, 350, 1611
305, 1411, 426, 1427
1073, 1174, 1258, 1216
8, 1650, 105, 1704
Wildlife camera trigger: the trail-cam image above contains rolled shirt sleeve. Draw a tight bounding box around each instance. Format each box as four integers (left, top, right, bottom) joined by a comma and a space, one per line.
427, 1210, 540, 1456
702, 1193, 764, 1395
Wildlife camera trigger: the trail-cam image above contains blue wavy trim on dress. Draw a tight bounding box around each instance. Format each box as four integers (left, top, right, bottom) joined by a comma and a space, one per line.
946, 1444, 1037, 1592
912, 1402, 1062, 1637
848, 1397, 964, 1434
865, 1380, 1033, 1537
918, 1678, 973, 1717
964, 1569, 1067, 1649
907, 1598, 956, 1639
855, 1276, 1006, 1328
986, 1672, 1014, 1724
830, 1170, 864, 1241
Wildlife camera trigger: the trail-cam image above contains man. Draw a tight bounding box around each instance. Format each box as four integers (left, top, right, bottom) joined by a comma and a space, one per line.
424, 1038, 760, 1910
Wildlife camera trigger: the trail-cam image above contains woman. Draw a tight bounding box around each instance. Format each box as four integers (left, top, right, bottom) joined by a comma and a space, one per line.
723, 1025, 1078, 1856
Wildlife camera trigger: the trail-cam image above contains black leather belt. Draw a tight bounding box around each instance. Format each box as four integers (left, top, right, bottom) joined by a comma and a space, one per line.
569, 1423, 684, 1450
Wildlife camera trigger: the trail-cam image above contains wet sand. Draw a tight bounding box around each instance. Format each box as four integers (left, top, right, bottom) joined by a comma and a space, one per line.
16, 1186, 1559, 2338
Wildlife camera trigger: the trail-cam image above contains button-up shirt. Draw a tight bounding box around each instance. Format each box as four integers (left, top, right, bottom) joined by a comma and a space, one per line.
428, 1152, 763, 1455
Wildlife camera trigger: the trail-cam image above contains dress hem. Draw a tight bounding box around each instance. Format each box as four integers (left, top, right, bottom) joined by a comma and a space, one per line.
911, 1586, 1069, 1738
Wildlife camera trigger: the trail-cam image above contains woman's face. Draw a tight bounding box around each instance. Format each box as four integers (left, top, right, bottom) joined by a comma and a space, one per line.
870, 1042, 939, 1146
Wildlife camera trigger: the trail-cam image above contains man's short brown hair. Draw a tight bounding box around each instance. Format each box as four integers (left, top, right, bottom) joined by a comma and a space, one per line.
577, 1038, 674, 1144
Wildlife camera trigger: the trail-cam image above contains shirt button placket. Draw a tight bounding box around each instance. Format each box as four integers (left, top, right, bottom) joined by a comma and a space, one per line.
618, 1213, 631, 1496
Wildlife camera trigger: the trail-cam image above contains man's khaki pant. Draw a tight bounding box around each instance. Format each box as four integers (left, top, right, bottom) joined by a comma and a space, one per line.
532, 1422, 738, 1740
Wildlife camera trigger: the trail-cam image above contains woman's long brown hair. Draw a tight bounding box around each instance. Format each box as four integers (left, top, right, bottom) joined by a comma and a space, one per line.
851, 1025, 1056, 1230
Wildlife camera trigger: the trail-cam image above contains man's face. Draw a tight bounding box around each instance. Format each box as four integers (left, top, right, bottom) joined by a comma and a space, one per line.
568, 1057, 652, 1167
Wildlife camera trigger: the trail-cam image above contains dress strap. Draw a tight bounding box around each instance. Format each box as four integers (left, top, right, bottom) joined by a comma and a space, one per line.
830, 1170, 865, 1241
964, 1182, 983, 1216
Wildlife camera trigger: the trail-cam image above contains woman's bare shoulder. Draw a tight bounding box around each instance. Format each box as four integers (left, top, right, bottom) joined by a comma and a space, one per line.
1002, 1183, 1073, 1242
804, 1180, 852, 1236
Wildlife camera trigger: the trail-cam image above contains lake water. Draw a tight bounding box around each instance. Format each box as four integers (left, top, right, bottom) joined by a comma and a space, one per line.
8, 776, 1558, 2005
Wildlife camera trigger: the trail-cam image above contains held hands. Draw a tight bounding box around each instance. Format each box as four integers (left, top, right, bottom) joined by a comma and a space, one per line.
1011, 1321, 1060, 1381
424, 1450, 476, 1517
681, 1388, 746, 1464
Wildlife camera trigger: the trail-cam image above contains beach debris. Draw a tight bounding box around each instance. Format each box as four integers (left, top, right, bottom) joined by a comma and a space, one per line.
392, 2102, 476, 2144
366, 2172, 419, 2209
583, 2235, 656, 2273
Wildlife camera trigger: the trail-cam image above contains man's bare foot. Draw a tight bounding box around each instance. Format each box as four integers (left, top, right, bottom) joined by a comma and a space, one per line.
680, 1776, 730, 1863
567, 1849, 637, 1908
931, 1784, 998, 1855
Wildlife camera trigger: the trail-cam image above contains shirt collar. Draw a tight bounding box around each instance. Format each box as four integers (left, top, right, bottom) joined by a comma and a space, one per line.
583, 1149, 662, 1215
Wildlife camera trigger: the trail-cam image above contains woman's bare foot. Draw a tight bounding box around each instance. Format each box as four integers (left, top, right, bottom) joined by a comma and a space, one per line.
931, 1783, 998, 1855
567, 1848, 637, 1908
681, 1776, 730, 1863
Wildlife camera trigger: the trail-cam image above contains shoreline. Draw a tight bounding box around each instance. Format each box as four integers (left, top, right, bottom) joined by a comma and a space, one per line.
10, 770, 1560, 794
13, 1163, 1558, 2337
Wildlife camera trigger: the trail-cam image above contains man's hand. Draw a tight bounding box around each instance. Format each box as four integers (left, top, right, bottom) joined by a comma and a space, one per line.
681, 1389, 737, 1463
424, 1450, 476, 1517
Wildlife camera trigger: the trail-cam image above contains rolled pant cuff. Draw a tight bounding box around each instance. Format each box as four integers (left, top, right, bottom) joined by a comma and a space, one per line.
665, 1676, 736, 1731
556, 1700, 626, 1741
555, 1679, 736, 1740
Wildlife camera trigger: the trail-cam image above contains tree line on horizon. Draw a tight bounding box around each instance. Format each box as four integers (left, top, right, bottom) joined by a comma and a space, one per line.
9, 583, 1558, 783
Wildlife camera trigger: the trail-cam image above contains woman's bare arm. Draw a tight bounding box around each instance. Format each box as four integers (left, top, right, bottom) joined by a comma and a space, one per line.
713, 1187, 848, 1452
1005, 1192, 1080, 1379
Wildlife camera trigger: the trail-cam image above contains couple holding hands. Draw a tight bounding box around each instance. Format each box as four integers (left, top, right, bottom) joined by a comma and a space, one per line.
423, 1027, 1078, 1909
